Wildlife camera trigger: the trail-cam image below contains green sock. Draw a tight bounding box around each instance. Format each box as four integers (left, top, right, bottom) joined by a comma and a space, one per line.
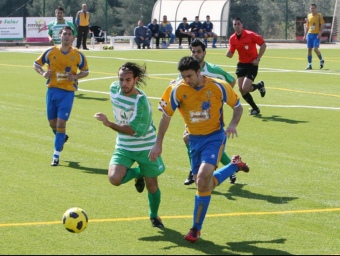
121, 166, 141, 184
148, 188, 161, 218
220, 152, 231, 165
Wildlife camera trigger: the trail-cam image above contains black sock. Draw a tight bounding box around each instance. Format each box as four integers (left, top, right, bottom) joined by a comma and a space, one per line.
242, 93, 259, 110
252, 82, 260, 90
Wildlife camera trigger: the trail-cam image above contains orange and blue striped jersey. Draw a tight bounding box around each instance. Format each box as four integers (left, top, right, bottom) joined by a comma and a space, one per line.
34, 46, 89, 91
159, 76, 241, 135
306, 13, 324, 34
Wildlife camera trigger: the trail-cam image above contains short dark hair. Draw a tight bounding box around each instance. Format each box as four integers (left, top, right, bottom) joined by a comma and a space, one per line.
178, 56, 200, 73
56, 6, 65, 13
59, 25, 74, 35
233, 17, 243, 23
190, 38, 206, 52
195, 16, 199, 19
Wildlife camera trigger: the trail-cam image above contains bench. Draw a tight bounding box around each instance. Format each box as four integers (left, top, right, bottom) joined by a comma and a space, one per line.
107, 36, 135, 49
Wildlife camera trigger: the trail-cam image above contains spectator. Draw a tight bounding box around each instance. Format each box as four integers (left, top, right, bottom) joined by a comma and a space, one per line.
148, 18, 160, 49
203, 15, 218, 48
134, 20, 151, 49
190, 16, 205, 40
159, 15, 176, 48
175, 17, 194, 49
75, 3, 90, 50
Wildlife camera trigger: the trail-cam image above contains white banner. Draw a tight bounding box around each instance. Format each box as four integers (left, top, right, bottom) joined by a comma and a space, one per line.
26, 17, 73, 42
0, 17, 24, 41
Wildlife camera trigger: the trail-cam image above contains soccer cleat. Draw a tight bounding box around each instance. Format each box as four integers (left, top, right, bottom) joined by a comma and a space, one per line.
134, 177, 145, 193
51, 158, 59, 166
305, 65, 312, 70
150, 217, 164, 229
61, 134, 69, 152
320, 60, 324, 69
156, 46, 160, 49
249, 108, 260, 115
184, 227, 201, 243
184, 170, 195, 185
258, 81, 266, 97
231, 155, 249, 173
229, 173, 237, 184
212, 44, 217, 48
179, 45, 183, 49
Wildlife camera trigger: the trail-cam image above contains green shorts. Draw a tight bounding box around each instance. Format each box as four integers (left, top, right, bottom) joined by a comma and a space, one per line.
110, 148, 165, 178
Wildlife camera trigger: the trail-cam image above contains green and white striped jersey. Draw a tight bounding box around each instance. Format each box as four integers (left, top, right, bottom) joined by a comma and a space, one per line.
200, 62, 235, 83
176, 61, 235, 84
110, 81, 157, 151
48, 20, 77, 45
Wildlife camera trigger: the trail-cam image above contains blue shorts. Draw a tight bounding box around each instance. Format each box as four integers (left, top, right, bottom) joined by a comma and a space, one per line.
307, 33, 320, 48
189, 130, 226, 175
46, 87, 74, 121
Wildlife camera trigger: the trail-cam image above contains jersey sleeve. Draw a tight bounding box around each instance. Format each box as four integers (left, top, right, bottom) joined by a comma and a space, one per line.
158, 83, 179, 117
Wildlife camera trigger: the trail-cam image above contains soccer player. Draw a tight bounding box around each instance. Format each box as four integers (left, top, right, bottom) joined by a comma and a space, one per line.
149, 56, 250, 242
48, 6, 77, 45
94, 62, 166, 229
226, 17, 266, 116
33, 26, 89, 166
181, 39, 237, 186
303, 3, 325, 70
203, 15, 218, 48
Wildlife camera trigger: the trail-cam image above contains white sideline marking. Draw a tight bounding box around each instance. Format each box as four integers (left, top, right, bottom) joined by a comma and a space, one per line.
78, 89, 340, 111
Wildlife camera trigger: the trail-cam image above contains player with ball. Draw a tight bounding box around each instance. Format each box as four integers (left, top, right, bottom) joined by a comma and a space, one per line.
94, 62, 166, 229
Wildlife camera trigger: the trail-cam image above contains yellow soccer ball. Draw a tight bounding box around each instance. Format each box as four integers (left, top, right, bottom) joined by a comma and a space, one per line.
62, 207, 88, 233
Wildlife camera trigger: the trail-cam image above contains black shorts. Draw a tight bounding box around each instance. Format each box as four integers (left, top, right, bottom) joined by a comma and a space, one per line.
235, 62, 258, 81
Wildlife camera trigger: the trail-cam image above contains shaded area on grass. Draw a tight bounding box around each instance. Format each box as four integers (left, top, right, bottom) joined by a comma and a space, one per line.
63, 161, 107, 175
140, 227, 291, 254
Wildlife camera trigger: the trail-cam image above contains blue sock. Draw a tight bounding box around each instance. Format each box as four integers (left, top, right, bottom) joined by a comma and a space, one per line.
213, 164, 238, 186
204, 39, 207, 45
318, 54, 323, 60
213, 38, 217, 45
193, 194, 211, 230
55, 132, 65, 152
307, 55, 312, 65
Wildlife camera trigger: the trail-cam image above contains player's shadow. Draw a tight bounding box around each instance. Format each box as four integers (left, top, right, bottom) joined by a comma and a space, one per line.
75, 93, 109, 101
252, 114, 308, 124
214, 184, 298, 204
226, 238, 292, 255
139, 227, 291, 254
63, 161, 107, 175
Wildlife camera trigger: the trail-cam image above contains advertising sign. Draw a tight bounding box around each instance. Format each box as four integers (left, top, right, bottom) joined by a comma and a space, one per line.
0, 17, 24, 41
26, 17, 73, 42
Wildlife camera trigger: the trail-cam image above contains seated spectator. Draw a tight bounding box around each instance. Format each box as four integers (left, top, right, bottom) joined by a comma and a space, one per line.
148, 18, 160, 49
190, 16, 205, 40
175, 17, 194, 49
134, 20, 151, 49
203, 15, 218, 48
159, 15, 175, 48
